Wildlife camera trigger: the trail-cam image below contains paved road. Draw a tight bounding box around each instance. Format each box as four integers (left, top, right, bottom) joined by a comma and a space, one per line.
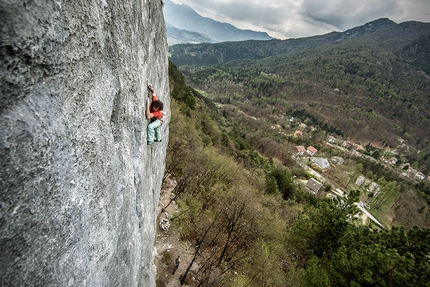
354, 202, 385, 229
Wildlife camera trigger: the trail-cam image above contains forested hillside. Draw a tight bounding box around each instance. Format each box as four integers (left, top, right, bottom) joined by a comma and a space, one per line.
159, 61, 430, 286
169, 19, 430, 175
169, 19, 429, 69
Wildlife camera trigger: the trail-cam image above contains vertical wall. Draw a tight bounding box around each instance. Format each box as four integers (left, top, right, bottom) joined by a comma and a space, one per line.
0, 0, 169, 286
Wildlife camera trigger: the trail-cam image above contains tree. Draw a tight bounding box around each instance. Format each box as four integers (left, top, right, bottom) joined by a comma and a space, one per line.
373, 180, 400, 209
303, 226, 430, 287
265, 174, 279, 194
286, 192, 360, 267
268, 168, 296, 199
163, 99, 202, 182
196, 187, 259, 286
174, 150, 256, 286
179, 209, 218, 286
169, 61, 196, 110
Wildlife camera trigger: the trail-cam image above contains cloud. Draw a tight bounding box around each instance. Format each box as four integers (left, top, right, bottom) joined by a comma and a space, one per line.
172, 0, 315, 38
301, 0, 399, 30
395, 0, 430, 22
181, 0, 288, 26
170, 0, 430, 39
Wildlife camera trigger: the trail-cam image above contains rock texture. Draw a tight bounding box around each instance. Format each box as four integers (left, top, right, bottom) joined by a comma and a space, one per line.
0, 1, 169, 286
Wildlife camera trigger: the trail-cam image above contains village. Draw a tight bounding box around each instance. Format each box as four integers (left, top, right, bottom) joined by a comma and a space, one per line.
280, 119, 429, 229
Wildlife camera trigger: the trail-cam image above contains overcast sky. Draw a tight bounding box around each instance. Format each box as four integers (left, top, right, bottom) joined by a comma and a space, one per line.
170, 0, 430, 39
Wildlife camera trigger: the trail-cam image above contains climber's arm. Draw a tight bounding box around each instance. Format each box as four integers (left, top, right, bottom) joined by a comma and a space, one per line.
146, 99, 155, 119
146, 84, 156, 119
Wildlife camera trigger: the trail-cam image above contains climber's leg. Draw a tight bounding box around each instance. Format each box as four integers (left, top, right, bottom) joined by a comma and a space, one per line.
154, 124, 161, 142
147, 119, 161, 144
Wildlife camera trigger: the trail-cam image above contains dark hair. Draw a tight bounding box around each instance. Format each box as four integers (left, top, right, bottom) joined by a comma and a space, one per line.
152, 100, 164, 111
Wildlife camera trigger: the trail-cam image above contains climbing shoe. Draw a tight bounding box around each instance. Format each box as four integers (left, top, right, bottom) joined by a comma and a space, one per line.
154, 139, 162, 142
147, 141, 154, 145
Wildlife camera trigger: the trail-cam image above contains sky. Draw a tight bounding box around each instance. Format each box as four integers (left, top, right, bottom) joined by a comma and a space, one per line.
170, 0, 430, 39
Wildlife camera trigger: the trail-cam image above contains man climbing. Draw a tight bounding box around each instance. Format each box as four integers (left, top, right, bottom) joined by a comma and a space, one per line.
146, 84, 165, 145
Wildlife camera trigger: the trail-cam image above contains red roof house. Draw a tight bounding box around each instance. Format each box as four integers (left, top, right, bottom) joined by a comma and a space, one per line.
306, 146, 318, 156
294, 146, 306, 155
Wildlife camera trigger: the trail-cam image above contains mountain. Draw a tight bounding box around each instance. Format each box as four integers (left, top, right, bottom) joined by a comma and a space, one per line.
168, 17, 430, 77
166, 23, 214, 45
168, 18, 401, 65
163, 0, 272, 44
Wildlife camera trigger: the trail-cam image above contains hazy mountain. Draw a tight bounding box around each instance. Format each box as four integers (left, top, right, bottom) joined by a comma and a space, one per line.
163, 0, 272, 44
166, 23, 214, 46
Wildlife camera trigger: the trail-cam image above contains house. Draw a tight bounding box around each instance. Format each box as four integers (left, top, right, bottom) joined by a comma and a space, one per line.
342, 141, 353, 148
416, 172, 426, 181
368, 182, 380, 194
355, 175, 366, 186
306, 146, 318, 156
294, 130, 303, 137
383, 157, 398, 165
293, 146, 306, 155
408, 166, 418, 176
356, 176, 380, 194
332, 188, 345, 197
331, 156, 344, 164
314, 158, 330, 169
327, 136, 336, 143
400, 172, 409, 179
299, 123, 307, 129
306, 178, 323, 194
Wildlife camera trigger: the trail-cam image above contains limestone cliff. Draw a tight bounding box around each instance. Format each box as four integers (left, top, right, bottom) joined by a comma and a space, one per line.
0, 0, 169, 286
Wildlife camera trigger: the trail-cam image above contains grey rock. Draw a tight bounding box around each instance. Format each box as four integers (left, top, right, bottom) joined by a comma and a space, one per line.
0, 0, 169, 286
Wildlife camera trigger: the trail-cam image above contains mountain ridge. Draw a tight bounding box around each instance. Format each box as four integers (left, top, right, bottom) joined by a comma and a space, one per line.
163, 0, 272, 44
168, 18, 404, 65
166, 23, 214, 45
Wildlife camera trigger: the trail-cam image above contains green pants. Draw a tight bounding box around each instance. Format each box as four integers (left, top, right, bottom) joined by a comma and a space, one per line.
147, 119, 161, 143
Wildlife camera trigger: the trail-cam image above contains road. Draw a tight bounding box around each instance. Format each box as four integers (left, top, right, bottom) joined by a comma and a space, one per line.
354, 202, 385, 229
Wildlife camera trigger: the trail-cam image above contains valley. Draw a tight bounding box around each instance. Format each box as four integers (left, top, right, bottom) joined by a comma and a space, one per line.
158, 18, 430, 286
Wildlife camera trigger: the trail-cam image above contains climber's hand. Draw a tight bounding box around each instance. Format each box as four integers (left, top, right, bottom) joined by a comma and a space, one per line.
147, 84, 154, 92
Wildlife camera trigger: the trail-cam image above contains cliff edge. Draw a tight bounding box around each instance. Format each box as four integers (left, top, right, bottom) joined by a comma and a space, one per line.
0, 0, 169, 286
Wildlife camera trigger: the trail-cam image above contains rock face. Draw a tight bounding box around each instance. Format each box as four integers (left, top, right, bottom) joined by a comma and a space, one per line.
0, 1, 169, 286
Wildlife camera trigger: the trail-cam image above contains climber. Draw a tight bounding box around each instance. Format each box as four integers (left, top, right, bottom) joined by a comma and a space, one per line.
146, 84, 165, 145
